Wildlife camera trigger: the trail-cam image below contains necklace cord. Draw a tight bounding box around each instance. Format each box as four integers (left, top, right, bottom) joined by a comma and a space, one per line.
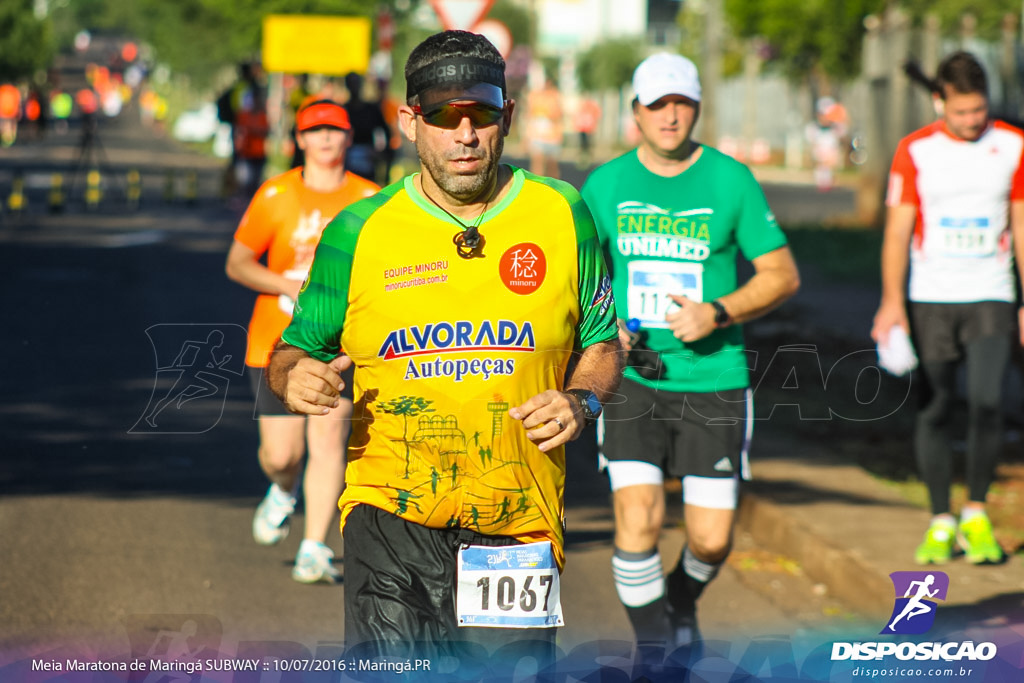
420, 177, 493, 259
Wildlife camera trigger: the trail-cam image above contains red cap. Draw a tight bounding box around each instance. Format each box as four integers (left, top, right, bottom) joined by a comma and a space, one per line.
296, 100, 350, 132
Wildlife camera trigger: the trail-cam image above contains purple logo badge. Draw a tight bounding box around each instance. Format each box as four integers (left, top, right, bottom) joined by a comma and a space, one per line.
881, 571, 949, 635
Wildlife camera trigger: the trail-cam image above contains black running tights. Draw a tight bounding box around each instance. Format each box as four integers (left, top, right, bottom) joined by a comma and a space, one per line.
914, 334, 1010, 515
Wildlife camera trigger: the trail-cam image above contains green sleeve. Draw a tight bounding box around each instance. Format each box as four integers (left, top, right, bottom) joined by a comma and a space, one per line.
735, 166, 788, 261
281, 186, 397, 360
518, 172, 619, 348
576, 230, 618, 348
570, 189, 619, 348
280, 213, 359, 362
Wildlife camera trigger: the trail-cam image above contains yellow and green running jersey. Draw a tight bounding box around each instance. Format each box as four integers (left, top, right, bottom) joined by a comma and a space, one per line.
282, 166, 617, 568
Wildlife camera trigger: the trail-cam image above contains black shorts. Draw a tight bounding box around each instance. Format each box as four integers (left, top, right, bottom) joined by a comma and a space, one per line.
343, 504, 556, 665
909, 301, 1016, 364
247, 364, 354, 416
601, 378, 751, 480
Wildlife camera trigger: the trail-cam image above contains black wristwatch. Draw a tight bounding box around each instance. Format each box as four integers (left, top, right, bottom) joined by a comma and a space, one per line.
566, 389, 602, 422
710, 300, 731, 328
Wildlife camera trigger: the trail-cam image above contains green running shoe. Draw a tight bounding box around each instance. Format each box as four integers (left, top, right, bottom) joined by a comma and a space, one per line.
914, 519, 956, 565
958, 514, 1004, 565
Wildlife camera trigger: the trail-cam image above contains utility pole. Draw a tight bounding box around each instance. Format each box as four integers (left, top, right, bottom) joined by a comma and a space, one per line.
742, 39, 763, 159
1000, 13, 1019, 118
699, 0, 723, 147
857, 12, 886, 225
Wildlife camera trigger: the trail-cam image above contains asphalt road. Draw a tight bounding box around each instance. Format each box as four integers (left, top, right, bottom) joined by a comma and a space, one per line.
0, 66, 868, 681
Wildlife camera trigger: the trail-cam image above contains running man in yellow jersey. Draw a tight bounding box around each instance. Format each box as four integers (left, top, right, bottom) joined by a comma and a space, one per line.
267, 31, 622, 664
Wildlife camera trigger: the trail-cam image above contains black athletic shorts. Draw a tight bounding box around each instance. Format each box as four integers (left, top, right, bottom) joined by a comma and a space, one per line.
343, 504, 556, 666
909, 301, 1015, 364
601, 377, 751, 480
247, 364, 354, 416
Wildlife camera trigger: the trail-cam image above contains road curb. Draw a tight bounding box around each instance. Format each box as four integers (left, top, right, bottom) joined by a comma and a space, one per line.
737, 490, 894, 619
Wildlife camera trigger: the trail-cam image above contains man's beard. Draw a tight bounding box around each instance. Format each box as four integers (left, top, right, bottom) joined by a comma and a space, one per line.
950, 121, 986, 142
417, 135, 504, 203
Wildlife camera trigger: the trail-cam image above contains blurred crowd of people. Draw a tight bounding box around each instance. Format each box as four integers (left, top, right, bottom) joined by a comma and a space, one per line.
0, 39, 167, 150
212, 59, 613, 199
4, 35, 857, 205
216, 63, 399, 204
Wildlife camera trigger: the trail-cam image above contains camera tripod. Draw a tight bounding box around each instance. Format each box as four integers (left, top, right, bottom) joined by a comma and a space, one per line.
69, 114, 124, 206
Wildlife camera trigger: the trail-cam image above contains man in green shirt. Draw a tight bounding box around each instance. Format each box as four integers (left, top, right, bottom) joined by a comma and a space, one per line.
581, 53, 800, 649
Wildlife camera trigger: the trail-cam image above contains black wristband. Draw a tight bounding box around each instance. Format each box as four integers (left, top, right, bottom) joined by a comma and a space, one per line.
711, 300, 731, 328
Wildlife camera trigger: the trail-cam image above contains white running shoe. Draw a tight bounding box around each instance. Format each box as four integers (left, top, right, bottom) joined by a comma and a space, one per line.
292, 540, 342, 584
252, 484, 295, 546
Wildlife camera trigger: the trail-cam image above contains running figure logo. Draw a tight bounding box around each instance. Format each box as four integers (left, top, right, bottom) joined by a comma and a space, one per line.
132, 324, 246, 434
881, 571, 949, 635
124, 613, 222, 682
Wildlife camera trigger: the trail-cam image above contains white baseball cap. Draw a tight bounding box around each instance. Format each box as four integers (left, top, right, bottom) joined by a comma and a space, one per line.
632, 53, 701, 106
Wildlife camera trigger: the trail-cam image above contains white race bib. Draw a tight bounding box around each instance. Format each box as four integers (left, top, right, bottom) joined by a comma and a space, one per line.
626, 260, 704, 328
455, 541, 564, 629
936, 217, 997, 257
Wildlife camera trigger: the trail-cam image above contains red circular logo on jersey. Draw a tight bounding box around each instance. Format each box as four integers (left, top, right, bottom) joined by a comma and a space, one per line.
499, 242, 547, 294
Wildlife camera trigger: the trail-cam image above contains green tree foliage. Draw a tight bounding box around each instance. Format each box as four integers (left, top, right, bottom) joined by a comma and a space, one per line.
53, 0, 383, 86
902, 0, 1021, 40
677, 3, 742, 78
489, 0, 535, 50
0, 0, 54, 82
576, 38, 642, 93
724, 0, 885, 81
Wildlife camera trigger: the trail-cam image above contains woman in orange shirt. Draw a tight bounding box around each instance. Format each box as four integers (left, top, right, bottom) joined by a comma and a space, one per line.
225, 100, 380, 583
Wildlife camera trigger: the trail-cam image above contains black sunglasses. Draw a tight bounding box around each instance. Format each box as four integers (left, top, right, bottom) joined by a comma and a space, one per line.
413, 102, 504, 129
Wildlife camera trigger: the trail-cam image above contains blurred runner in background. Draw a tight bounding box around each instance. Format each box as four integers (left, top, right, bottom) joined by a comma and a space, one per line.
583, 52, 799, 651
376, 77, 403, 183
805, 96, 848, 191
574, 95, 601, 168
872, 51, 1024, 567
231, 62, 269, 199
342, 72, 389, 184
288, 74, 312, 169
526, 75, 563, 179
0, 82, 22, 147
50, 88, 73, 135
225, 99, 380, 584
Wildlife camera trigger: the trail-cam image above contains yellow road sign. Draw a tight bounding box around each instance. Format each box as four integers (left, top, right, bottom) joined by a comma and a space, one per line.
262, 15, 372, 75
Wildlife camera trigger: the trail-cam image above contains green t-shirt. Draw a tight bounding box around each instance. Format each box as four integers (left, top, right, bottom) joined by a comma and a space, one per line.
582, 146, 787, 392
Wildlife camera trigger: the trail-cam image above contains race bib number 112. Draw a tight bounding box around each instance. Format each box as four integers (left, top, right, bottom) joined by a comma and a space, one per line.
626, 260, 704, 328
456, 541, 564, 628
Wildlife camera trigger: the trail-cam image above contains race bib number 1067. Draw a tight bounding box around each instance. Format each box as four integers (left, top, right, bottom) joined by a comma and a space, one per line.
456, 541, 564, 628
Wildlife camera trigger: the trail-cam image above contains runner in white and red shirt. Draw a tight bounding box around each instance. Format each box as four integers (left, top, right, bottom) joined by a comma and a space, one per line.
872, 51, 1024, 566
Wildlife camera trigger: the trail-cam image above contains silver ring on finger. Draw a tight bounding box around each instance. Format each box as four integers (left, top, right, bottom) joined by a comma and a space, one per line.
553, 417, 564, 431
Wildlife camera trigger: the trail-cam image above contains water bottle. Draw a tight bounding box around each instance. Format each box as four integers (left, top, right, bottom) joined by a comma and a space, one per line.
624, 318, 664, 380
